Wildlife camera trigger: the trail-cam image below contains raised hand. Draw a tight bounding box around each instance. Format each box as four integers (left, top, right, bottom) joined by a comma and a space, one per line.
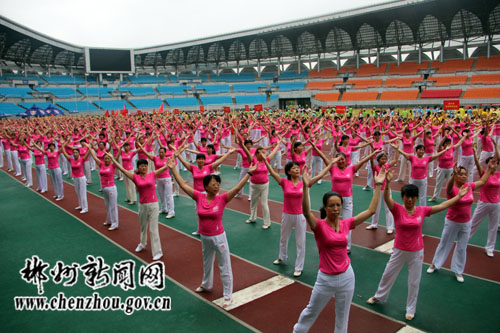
302, 168, 311, 187
385, 170, 394, 183
458, 185, 469, 197
166, 157, 176, 169
374, 167, 386, 184
248, 163, 258, 173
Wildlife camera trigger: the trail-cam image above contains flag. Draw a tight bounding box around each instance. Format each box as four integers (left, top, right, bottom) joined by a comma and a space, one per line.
152, 109, 157, 115
120, 109, 128, 117
200, 105, 205, 113
245, 105, 249, 111
158, 103, 164, 114
223, 106, 231, 113
104, 109, 109, 117
137, 110, 142, 115
174, 108, 180, 115
254, 104, 263, 111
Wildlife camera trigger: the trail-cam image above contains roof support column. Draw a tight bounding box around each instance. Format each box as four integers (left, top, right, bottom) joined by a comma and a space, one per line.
418, 44, 422, 64
463, 39, 468, 60
376, 48, 380, 67
317, 53, 321, 72
337, 52, 340, 70
440, 42, 444, 62
356, 50, 360, 69
397, 46, 401, 66
297, 56, 301, 74
487, 38, 491, 59
257, 59, 261, 78
277, 57, 281, 76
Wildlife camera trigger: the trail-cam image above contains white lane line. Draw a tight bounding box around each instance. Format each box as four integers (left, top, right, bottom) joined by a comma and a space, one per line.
396, 325, 426, 333
213, 275, 294, 311
374, 239, 395, 254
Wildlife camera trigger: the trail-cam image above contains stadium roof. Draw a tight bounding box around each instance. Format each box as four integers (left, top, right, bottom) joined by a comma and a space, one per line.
1, 0, 500, 70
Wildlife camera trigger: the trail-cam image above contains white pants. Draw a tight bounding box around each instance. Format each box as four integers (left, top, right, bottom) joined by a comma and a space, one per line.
123, 168, 137, 203
409, 178, 427, 207
83, 160, 91, 183
20, 158, 33, 186
432, 168, 453, 199
351, 151, 360, 176
341, 196, 353, 251
238, 167, 252, 197
35, 164, 48, 191
432, 218, 471, 274
48, 168, 64, 198
138, 201, 162, 256
60, 154, 70, 175
103, 186, 119, 227
370, 189, 394, 231
459, 155, 475, 183
200, 232, 233, 299
11, 150, 21, 175
310, 156, 323, 179
366, 163, 373, 187
294, 266, 355, 333
424, 153, 434, 177
156, 177, 175, 215
397, 156, 411, 181
249, 182, 270, 227
374, 248, 423, 316
279, 213, 307, 271
221, 136, 231, 154
469, 201, 500, 252
0, 144, 3, 167
479, 151, 494, 170
235, 153, 242, 168
73, 176, 88, 211
271, 149, 283, 169
4, 148, 12, 170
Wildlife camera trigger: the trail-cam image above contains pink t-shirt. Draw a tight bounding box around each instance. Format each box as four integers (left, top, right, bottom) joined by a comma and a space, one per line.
189, 164, 214, 192
250, 157, 269, 184
373, 164, 390, 190
121, 151, 135, 170
193, 190, 228, 236
409, 155, 432, 179
437, 147, 454, 169
423, 137, 435, 154
461, 138, 473, 156
337, 146, 352, 166
239, 148, 256, 168
70, 157, 85, 178
311, 139, 324, 157
152, 156, 170, 179
292, 151, 307, 171
33, 150, 45, 165
17, 146, 30, 160
99, 162, 116, 188
46, 151, 60, 169
401, 137, 416, 153
446, 183, 476, 222
479, 171, 500, 203
132, 172, 158, 204
280, 178, 303, 214
391, 203, 432, 251
330, 165, 356, 197
313, 218, 355, 275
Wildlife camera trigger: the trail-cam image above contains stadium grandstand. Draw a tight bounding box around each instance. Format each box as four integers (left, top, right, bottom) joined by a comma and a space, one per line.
0, 0, 499, 116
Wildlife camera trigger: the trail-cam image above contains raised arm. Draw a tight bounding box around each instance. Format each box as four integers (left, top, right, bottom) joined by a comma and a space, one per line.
301, 170, 317, 230
106, 152, 134, 180
83, 142, 99, 164
166, 157, 194, 199
312, 142, 331, 165
430, 185, 468, 215
263, 154, 282, 185
353, 168, 385, 225
267, 140, 282, 161
392, 143, 410, 160
211, 148, 236, 169
174, 148, 192, 171
355, 149, 380, 172
383, 170, 396, 210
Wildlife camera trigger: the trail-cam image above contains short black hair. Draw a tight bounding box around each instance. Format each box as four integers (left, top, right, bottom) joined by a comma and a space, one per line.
401, 184, 419, 199
284, 162, 300, 180
203, 174, 221, 190
320, 192, 343, 219
196, 153, 206, 160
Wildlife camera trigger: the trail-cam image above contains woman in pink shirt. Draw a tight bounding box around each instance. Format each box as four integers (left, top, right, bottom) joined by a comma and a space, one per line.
293, 168, 386, 333
458, 129, 480, 183
167, 156, 257, 308
86, 145, 119, 231
61, 139, 91, 214
428, 136, 466, 202
394, 142, 452, 206
468, 142, 500, 257
34, 142, 64, 200
109, 156, 170, 261
117, 142, 138, 205
367, 171, 468, 321
26, 140, 48, 193
13, 136, 33, 187
427, 164, 492, 282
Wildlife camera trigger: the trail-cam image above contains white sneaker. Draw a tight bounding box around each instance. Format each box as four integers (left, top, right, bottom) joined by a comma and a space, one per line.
318, 179, 323, 185
22, 177, 26, 181
75, 206, 82, 210
486, 250, 494, 257
248, 196, 251, 201
245, 219, 256, 224
365, 225, 377, 230
80, 210, 88, 214
273, 258, 282, 265
426, 266, 435, 274
428, 197, 437, 202
135, 244, 145, 252
456, 274, 464, 283
108, 226, 118, 231
166, 214, 175, 219
56, 196, 64, 201
152, 253, 163, 261
192, 231, 200, 236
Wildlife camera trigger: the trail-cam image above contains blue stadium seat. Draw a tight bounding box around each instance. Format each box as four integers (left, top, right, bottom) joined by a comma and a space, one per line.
19, 102, 53, 109
270, 82, 306, 91
0, 74, 44, 84
78, 87, 114, 97
117, 87, 157, 96
200, 96, 233, 105
41, 75, 86, 84
232, 83, 267, 93
0, 87, 34, 99
129, 99, 164, 109
156, 86, 191, 95
165, 97, 199, 107
211, 73, 255, 82
167, 75, 179, 83
279, 71, 309, 80
234, 95, 268, 105
57, 101, 99, 112
93, 100, 131, 110
0, 103, 27, 115
128, 75, 167, 84
35, 88, 79, 98
260, 73, 276, 80
195, 85, 230, 94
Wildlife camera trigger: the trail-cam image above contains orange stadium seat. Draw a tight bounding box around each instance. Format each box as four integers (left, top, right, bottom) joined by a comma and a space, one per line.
384, 77, 421, 87
420, 89, 462, 98
309, 68, 340, 78
315, 92, 340, 101
388, 61, 430, 75
380, 90, 418, 100
431, 59, 474, 73
474, 55, 500, 71
306, 81, 343, 90
349, 79, 383, 89
463, 88, 500, 99
469, 74, 500, 85
341, 91, 379, 101
352, 63, 388, 76
429, 75, 468, 87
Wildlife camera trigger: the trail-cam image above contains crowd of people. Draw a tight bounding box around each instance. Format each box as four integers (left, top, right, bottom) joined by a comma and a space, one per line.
1, 109, 499, 331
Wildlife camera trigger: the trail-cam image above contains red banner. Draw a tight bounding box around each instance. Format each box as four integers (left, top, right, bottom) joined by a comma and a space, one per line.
224, 106, 231, 113
336, 105, 347, 114
158, 103, 164, 114
444, 100, 460, 110
104, 110, 109, 117
200, 105, 205, 112
254, 104, 263, 111
120, 109, 128, 117
245, 105, 250, 111
174, 109, 180, 114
